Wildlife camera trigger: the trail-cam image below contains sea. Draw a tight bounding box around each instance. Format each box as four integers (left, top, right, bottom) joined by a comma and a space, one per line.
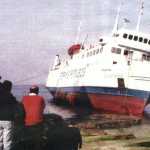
12, 84, 92, 121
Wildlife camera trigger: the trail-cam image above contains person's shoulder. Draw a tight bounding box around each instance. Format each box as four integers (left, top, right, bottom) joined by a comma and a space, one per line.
37, 95, 45, 101
38, 95, 44, 99
22, 95, 29, 98
22, 95, 30, 101
9, 93, 18, 102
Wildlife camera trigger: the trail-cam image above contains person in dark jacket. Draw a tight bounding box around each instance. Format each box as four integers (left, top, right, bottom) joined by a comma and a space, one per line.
0, 76, 3, 95
0, 80, 18, 150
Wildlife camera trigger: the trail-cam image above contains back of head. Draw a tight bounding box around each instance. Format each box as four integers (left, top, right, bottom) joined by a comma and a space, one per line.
3, 80, 12, 92
29, 85, 39, 95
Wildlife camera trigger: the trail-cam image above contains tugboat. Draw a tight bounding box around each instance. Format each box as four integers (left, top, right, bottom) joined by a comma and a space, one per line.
46, 0, 150, 117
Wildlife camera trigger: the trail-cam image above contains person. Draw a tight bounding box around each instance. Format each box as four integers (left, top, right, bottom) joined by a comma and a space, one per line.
0, 80, 18, 150
0, 76, 3, 93
22, 85, 45, 150
22, 85, 45, 126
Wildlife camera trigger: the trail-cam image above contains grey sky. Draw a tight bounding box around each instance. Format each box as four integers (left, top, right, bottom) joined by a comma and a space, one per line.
0, 0, 150, 85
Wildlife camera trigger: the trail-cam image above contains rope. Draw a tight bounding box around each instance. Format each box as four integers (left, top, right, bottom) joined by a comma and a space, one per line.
14, 71, 48, 84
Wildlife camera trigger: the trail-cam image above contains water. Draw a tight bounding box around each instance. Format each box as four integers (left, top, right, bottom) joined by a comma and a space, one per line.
12, 85, 92, 120
12, 85, 51, 102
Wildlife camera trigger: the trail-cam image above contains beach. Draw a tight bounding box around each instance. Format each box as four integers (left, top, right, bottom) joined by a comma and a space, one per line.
79, 117, 150, 150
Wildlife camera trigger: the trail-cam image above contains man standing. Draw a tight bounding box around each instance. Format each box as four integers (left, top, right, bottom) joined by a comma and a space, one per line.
22, 85, 45, 126
22, 85, 45, 150
0, 80, 18, 150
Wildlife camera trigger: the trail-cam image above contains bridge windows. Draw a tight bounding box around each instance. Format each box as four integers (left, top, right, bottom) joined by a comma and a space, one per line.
133, 36, 138, 41
144, 38, 148, 43
139, 37, 143, 42
123, 33, 128, 38
128, 34, 133, 40
122, 33, 150, 45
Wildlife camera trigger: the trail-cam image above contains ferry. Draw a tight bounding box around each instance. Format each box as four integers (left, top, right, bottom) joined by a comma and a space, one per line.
46, 0, 150, 117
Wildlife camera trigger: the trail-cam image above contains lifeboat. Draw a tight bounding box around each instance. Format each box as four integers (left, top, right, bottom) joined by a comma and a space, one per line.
68, 44, 81, 56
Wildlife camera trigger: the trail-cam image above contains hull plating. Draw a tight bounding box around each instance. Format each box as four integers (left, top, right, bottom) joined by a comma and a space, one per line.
47, 86, 149, 117
89, 94, 144, 117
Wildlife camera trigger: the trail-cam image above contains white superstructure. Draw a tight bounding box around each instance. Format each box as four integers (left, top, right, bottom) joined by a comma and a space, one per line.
47, 28, 150, 95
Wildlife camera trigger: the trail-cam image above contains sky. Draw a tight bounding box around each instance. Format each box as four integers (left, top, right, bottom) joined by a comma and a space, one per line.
0, 0, 150, 85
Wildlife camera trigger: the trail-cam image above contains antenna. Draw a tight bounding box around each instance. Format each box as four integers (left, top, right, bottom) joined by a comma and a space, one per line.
136, 0, 144, 32
75, 21, 82, 44
81, 34, 88, 49
112, 0, 125, 35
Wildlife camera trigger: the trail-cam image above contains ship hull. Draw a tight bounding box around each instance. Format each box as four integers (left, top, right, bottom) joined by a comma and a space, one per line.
47, 86, 149, 117
89, 94, 144, 117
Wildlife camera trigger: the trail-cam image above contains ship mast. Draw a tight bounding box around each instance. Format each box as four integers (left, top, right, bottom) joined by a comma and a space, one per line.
75, 21, 82, 44
112, 0, 125, 35
136, 0, 144, 32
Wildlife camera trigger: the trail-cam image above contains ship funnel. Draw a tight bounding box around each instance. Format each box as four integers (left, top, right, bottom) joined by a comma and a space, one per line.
52, 54, 61, 69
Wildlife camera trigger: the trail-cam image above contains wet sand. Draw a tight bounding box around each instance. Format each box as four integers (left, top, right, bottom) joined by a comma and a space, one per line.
81, 120, 150, 150
45, 103, 150, 150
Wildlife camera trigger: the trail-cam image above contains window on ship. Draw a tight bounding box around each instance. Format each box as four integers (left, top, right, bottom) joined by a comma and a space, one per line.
96, 49, 99, 54
142, 53, 150, 61
111, 47, 121, 54
124, 50, 133, 65
87, 52, 89, 57
124, 49, 133, 56
99, 38, 103, 42
89, 51, 92, 56
128, 34, 133, 40
139, 37, 143, 42
118, 78, 125, 89
93, 50, 96, 55
123, 33, 128, 38
133, 36, 138, 41
144, 38, 148, 44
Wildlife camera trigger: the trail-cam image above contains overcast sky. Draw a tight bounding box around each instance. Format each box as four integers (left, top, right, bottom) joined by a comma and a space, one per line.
0, 0, 150, 85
